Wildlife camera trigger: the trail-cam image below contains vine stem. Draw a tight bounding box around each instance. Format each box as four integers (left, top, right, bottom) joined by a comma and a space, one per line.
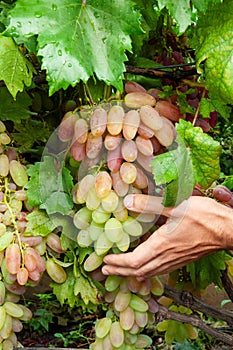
4, 177, 25, 266
156, 303, 233, 346
163, 284, 233, 326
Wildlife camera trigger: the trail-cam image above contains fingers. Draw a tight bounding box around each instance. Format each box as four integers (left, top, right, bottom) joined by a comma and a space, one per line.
123, 194, 173, 216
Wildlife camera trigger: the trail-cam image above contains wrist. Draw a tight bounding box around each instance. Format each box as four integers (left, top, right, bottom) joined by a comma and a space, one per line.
216, 204, 233, 250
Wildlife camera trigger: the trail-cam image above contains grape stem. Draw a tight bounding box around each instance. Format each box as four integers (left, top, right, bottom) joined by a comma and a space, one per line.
192, 89, 205, 126
4, 177, 25, 266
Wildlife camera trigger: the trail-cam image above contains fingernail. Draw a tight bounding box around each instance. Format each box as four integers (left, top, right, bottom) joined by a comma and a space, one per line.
102, 267, 109, 275
123, 194, 134, 209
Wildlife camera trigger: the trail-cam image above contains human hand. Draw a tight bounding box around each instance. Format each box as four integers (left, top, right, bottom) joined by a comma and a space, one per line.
102, 194, 233, 279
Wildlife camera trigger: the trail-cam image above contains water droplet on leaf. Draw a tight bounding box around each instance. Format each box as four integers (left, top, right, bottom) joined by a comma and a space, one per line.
58, 49, 62, 56
16, 22, 22, 28
52, 3, 57, 10
35, 12, 42, 18
68, 63, 72, 68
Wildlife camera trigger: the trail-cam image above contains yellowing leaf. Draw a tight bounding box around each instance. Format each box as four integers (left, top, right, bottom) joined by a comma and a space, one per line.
0, 36, 35, 99
193, 0, 233, 104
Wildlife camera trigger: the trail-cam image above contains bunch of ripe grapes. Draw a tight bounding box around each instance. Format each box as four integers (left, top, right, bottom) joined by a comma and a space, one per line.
0, 121, 67, 350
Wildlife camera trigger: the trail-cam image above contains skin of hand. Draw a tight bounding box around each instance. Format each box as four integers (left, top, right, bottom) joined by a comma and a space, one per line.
102, 194, 233, 280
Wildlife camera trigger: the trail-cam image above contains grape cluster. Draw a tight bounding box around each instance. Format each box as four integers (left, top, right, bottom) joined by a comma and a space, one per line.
0, 121, 68, 349
57, 89, 182, 349
58, 91, 180, 272
90, 274, 164, 350
58, 89, 181, 260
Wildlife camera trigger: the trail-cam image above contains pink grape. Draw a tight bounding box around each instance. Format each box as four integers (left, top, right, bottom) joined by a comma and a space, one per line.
90, 108, 107, 136
121, 140, 138, 162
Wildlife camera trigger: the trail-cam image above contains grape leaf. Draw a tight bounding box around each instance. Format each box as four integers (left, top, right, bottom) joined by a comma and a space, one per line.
74, 269, 99, 305
192, 0, 233, 105
0, 36, 35, 99
12, 119, 52, 148
51, 268, 76, 307
186, 251, 231, 289
26, 156, 74, 215
24, 210, 57, 237
156, 0, 192, 33
0, 87, 32, 122
199, 97, 216, 119
5, 0, 142, 95
151, 120, 221, 206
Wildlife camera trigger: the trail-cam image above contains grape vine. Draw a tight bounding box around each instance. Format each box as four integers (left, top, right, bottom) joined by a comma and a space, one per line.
0, 0, 232, 349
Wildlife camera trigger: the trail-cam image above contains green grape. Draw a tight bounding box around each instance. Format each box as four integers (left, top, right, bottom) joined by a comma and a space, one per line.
135, 334, 153, 348
101, 190, 119, 213
109, 321, 124, 348
94, 232, 113, 256
124, 331, 137, 345
92, 205, 111, 224
105, 275, 122, 292
2, 338, 14, 350
0, 306, 6, 330
89, 221, 104, 241
3, 302, 23, 318
86, 187, 101, 211
0, 232, 14, 251
90, 339, 104, 350
95, 317, 112, 339
0, 155, 9, 177
114, 290, 131, 312
77, 229, 93, 247
83, 251, 104, 272
0, 281, 5, 306
0, 121, 6, 133
134, 311, 148, 328
0, 314, 12, 339
150, 276, 164, 296
73, 207, 92, 229
119, 306, 135, 331
116, 231, 130, 252
9, 160, 28, 187
122, 216, 143, 237
0, 223, 6, 236
104, 218, 123, 243
129, 295, 148, 313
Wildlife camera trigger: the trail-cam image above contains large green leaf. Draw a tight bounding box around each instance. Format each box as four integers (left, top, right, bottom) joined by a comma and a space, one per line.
5, 0, 142, 95
193, 0, 233, 105
0, 36, 35, 98
151, 120, 221, 206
